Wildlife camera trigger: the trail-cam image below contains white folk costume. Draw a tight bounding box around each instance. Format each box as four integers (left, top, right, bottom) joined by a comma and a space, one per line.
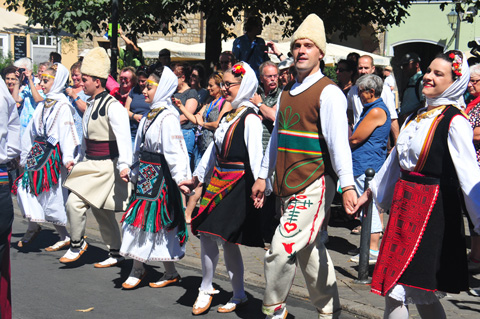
15, 63, 79, 226
62, 47, 132, 262
120, 67, 191, 262
191, 62, 264, 313
369, 54, 480, 311
259, 14, 354, 319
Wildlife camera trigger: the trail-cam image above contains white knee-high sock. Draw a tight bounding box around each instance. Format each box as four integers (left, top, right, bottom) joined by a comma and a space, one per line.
416, 301, 446, 319
223, 241, 245, 299
163, 261, 177, 276
200, 235, 219, 292
53, 225, 70, 241
384, 296, 409, 319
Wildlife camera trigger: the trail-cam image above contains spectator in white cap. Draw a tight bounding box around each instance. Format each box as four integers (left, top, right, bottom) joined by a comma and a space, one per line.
278, 57, 294, 88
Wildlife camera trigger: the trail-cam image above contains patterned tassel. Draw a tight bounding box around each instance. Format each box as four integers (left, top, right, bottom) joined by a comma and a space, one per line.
121, 160, 188, 246
19, 143, 62, 196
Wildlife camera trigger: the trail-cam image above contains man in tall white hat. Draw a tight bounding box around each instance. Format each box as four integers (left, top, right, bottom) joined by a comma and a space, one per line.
252, 13, 357, 319
60, 47, 132, 268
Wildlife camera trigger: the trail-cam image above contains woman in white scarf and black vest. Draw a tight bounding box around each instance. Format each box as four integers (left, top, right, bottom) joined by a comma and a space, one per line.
180, 62, 265, 315
354, 51, 480, 319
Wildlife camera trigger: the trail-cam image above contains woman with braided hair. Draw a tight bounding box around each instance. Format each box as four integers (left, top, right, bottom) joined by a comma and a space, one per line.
15, 63, 80, 251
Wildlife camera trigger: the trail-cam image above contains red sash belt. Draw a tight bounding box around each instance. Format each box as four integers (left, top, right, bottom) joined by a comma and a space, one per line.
85, 139, 119, 160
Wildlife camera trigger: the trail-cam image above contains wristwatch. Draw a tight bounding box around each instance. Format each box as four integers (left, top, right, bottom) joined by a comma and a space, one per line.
257, 102, 263, 108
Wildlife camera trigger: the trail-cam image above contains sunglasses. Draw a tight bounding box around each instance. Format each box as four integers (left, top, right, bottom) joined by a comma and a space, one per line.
221, 81, 241, 89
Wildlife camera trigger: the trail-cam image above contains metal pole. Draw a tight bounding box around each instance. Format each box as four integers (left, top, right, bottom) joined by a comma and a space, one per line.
455, 10, 461, 50
354, 168, 375, 284
111, 0, 119, 79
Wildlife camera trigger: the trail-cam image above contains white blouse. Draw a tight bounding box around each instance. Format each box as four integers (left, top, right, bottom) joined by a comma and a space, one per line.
131, 109, 191, 185
21, 100, 79, 167
0, 94, 20, 164
194, 106, 264, 183
370, 106, 480, 234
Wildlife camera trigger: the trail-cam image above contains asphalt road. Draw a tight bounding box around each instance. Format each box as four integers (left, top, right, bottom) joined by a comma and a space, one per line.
10, 217, 364, 319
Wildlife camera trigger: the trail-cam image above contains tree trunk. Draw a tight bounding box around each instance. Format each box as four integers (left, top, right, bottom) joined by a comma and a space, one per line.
204, 8, 222, 75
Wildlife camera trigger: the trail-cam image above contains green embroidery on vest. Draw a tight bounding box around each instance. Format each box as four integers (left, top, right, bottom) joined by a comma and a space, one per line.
279, 106, 300, 129
284, 158, 324, 189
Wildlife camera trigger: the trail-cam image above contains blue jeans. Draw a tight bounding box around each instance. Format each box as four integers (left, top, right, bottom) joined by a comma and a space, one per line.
182, 128, 195, 171
354, 174, 383, 233
193, 143, 205, 170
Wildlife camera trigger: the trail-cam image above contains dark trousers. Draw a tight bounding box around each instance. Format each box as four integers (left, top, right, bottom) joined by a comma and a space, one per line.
0, 182, 13, 319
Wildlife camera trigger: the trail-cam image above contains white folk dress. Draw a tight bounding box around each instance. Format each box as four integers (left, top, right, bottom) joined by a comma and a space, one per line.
16, 99, 79, 226
120, 107, 191, 262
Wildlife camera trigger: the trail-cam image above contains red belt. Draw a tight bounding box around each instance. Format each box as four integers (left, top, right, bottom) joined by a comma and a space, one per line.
85, 139, 119, 160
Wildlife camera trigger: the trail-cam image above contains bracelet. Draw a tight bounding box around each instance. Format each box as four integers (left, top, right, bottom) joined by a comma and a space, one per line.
278, 53, 284, 58
73, 96, 80, 103
342, 187, 356, 194
130, 113, 135, 119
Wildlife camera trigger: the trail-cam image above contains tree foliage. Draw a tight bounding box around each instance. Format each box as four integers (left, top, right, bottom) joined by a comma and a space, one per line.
6, 0, 413, 41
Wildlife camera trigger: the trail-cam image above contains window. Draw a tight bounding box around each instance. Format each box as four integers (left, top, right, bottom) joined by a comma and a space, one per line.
31, 35, 60, 65
0, 34, 9, 57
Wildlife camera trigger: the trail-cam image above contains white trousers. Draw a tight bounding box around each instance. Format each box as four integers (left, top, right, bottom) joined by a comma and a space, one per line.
66, 192, 122, 251
263, 175, 340, 318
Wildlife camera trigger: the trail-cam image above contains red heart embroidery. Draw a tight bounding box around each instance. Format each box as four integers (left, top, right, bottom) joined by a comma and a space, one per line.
282, 242, 294, 254
284, 223, 297, 233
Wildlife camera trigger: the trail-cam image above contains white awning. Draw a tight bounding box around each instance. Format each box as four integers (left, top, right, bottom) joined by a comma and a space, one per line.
139, 38, 392, 66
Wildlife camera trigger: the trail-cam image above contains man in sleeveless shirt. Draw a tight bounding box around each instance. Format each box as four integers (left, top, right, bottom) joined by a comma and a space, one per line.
60, 47, 132, 268
251, 14, 357, 319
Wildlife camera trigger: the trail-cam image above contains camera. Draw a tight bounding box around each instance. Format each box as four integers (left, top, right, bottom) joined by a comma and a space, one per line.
18, 68, 25, 73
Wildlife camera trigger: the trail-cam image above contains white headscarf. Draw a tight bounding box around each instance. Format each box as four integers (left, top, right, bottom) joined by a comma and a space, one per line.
230, 62, 258, 110
426, 52, 470, 108
45, 63, 70, 105
0, 77, 16, 109
150, 66, 178, 112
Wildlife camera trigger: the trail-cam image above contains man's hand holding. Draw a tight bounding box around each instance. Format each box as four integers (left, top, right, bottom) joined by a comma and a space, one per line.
251, 178, 266, 209
341, 186, 358, 215
65, 161, 75, 173
120, 168, 130, 182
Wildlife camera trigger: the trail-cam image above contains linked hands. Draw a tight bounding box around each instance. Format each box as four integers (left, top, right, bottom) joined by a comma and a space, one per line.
120, 168, 130, 183
346, 187, 371, 215
65, 161, 74, 173
251, 178, 266, 209
178, 176, 200, 196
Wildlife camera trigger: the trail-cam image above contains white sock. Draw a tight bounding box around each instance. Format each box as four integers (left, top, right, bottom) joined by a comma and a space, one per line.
53, 225, 70, 241
370, 249, 379, 256
223, 241, 245, 300
163, 261, 177, 277
200, 234, 219, 292
384, 296, 409, 319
